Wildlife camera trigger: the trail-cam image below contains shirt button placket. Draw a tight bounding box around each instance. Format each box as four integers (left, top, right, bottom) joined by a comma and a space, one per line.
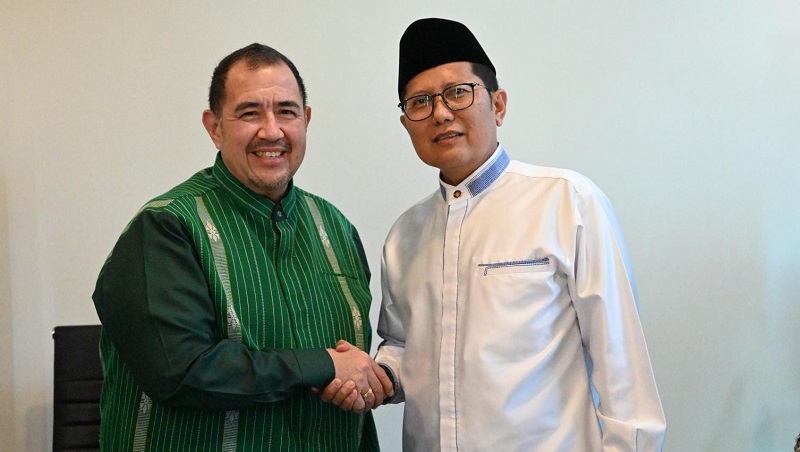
440, 199, 467, 449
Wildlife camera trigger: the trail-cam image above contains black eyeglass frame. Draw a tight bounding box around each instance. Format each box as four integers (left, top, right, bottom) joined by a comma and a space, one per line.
398, 82, 485, 121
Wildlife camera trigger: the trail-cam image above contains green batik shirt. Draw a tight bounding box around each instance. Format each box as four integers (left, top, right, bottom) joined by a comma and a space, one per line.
93, 153, 379, 451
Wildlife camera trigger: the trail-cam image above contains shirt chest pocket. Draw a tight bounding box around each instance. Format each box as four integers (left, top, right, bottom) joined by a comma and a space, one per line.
477, 257, 552, 276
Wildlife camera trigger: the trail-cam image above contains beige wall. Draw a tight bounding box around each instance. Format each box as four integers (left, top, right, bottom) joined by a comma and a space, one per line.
2, 2, 799, 451
0, 171, 15, 448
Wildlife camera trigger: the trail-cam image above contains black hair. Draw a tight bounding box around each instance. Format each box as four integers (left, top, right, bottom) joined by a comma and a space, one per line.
208, 43, 307, 115
471, 62, 499, 92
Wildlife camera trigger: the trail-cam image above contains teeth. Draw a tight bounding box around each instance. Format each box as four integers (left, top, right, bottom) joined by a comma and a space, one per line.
255, 151, 282, 158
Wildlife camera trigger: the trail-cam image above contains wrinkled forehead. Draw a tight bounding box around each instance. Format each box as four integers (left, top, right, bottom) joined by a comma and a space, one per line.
224, 61, 302, 105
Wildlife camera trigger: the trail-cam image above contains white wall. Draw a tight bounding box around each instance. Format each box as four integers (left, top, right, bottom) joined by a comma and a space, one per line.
2, 1, 798, 451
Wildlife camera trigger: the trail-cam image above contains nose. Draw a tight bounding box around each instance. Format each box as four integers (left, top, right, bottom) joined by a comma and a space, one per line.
257, 113, 284, 141
431, 95, 454, 123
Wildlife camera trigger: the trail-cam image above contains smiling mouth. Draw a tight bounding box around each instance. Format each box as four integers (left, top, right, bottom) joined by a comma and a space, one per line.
253, 151, 285, 158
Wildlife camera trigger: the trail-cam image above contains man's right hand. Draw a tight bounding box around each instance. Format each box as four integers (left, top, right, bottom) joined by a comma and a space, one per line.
323, 341, 394, 413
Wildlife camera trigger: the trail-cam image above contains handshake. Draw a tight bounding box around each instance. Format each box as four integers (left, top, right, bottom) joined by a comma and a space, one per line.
318, 340, 394, 414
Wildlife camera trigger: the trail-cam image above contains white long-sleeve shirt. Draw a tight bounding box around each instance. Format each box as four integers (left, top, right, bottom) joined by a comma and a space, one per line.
375, 145, 666, 451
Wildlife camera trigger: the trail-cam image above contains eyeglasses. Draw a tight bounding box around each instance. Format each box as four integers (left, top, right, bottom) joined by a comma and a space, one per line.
398, 83, 485, 121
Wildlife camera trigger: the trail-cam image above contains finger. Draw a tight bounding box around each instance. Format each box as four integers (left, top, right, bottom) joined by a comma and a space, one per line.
319, 378, 342, 403
373, 362, 395, 398
332, 380, 357, 406
369, 389, 383, 408
351, 393, 366, 414
361, 387, 377, 411
365, 367, 384, 403
367, 363, 388, 406
358, 386, 374, 411
343, 388, 361, 412
359, 385, 379, 411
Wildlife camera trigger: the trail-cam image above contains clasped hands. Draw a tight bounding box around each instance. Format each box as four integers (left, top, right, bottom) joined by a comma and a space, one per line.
320, 340, 393, 414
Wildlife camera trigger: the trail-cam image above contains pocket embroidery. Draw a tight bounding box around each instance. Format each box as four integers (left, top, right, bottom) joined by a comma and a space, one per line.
478, 257, 551, 276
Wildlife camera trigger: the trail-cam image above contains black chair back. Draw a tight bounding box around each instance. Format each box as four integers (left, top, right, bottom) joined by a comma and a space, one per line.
52, 325, 102, 451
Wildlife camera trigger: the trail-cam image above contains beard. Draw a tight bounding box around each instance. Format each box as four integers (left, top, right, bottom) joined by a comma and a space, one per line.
247, 170, 291, 195
243, 138, 298, 200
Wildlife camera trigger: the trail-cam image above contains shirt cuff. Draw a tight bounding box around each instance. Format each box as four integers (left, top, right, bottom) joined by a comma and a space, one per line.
290, 348, 335, 388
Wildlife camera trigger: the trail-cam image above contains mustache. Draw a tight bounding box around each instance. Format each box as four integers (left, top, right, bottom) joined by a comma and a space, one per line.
246, 139, 290, 153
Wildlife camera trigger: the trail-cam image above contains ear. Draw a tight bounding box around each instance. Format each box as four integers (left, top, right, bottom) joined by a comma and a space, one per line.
202, 109, 222, 149
304, 105, 312, 127
400, 114, 409, 132
492, 88, 508, 127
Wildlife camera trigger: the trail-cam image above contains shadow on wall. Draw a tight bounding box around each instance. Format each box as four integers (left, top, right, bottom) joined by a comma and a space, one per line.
0, 170, 17, 446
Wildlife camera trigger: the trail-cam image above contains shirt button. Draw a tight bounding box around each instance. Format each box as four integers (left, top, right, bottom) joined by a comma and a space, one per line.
453, 190, 462, 198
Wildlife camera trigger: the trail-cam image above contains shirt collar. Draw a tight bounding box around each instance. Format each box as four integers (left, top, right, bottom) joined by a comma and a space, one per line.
438, 144, 509, 202
212, 152, 297, 220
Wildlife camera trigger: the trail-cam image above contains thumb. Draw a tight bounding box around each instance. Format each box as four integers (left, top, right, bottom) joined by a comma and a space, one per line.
335, 340, 352, 352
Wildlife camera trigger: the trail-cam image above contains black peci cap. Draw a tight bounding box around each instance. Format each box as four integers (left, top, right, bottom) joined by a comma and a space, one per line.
398, 18, 495, 100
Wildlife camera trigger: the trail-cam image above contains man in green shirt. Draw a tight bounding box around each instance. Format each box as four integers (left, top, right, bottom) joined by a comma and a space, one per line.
93, 43, 392, 451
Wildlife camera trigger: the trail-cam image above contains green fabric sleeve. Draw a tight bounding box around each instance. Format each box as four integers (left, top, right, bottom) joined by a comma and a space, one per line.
350, 226, 374, 348
93, 209, 335, 411
290, 348, 336, 388
351, 227, 371, 283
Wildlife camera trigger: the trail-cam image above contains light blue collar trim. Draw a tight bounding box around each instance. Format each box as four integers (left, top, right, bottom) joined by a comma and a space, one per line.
467, 147, 509, 196
438, 145, 510, 200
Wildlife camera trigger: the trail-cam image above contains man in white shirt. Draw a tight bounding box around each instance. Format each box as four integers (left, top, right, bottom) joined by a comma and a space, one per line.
327, 17, 666, 451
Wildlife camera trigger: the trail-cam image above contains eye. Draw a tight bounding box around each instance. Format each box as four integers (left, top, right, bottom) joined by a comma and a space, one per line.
408, 95, 431, 109
449, 85, 471, 99
277, 108, 300, 118
275, 101, 303, 118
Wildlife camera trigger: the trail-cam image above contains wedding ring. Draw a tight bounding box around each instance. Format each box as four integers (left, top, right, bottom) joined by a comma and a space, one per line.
361, 388, 373, 400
